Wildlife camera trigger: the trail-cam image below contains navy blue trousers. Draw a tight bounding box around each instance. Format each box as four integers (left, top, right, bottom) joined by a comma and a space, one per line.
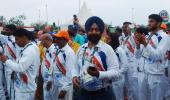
79, 87, 115, 100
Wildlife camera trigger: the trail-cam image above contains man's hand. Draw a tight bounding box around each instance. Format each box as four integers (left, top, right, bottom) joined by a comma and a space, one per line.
134, 33, 140, 49
58, 90, 67, 99
72, 76, 80, 88
46, 81, 52, 91
135, 33, 147, 47
87, 67, 99, 77
0, 54, 8, 63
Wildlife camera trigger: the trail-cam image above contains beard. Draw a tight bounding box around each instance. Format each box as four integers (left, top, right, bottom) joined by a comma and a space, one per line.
148, 25, 158, 32
87, 34, 101, 44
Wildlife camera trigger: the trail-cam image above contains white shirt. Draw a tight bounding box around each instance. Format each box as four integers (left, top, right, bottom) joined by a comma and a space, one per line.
135, 30, 170, 74
5, 42, 40, 93
166, 60, 170, 80
0, 34, 18, 60
119, 33, 137, 74
0, 34, 21, 75
0, 33, 8, 44
115, 46, 128, 74
0, 42, 4, 70
73, 41, 120, 91
41, 44, 56, 83
53, 44, 76, 91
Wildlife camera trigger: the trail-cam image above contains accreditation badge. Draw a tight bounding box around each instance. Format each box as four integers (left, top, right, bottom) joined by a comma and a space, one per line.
142, 50, 150, 59
15, 78, 21, 88
82, 70, 95, 85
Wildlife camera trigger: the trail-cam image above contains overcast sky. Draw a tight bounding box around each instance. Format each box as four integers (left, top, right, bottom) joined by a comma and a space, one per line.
0, 0, 170, 26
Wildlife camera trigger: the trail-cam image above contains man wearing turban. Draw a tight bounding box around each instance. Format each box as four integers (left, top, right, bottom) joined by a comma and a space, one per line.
72, 16, 120, 100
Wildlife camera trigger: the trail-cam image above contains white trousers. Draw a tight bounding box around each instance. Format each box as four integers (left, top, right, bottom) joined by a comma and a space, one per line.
15, 92, 35, 100
138, 73, 166, 100
5, 68, 14, 100
43, 82, 58, 100
164, 76, 170, 100
0, 66, 6, 100
112, 75, 125, 100
125, 68, 138, 100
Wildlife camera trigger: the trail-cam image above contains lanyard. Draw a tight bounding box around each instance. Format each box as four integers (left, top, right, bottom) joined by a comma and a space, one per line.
17, 43, 32, 84
44, 51, 52, 72
54, 49, 67, 75
123, 36, 130, 48
82, 47, 98, 66
8, 37, 15, 48
20, 43, 32, 58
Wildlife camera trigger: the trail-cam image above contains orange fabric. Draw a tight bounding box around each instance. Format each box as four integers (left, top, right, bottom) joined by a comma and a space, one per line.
54, 30, 70, 41
161, 23, 167, 29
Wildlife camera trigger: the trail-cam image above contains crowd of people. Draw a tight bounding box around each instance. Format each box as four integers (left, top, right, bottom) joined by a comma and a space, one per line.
0, 14, 170, 100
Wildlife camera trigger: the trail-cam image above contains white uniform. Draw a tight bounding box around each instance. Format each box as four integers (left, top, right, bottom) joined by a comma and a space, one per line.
112, 46, 128, 100
135, 30, 170, 100
0, 33, 18, 100
32, 39, 41, 46
52, 44, 75, 100
72, 41, 120, 91
119, 33, 138, 100
134, 44, 147, 100
0, 41, 6, 100
164, 48, 170, 100
41, 44, 57, 100
4, 42, 40, 100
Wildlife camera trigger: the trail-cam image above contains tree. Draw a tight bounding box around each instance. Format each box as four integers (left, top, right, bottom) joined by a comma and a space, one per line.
8, 15, 26, 26
31, 22, 48, 30
167, 22, 170, 30
0, 16, 7, 24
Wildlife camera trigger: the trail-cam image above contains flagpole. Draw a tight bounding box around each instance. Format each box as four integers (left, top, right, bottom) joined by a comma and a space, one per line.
39, 9, 41, 23
46, 3, 49, 23
79, 0, 81, 12
131, 8, 134, 23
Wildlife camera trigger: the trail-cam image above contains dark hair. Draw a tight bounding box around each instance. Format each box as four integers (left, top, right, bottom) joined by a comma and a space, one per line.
68, 25, 78, 33
5, 24, 17, 31
115, 27, 122, 33
123, 22, 132, 26
149, 14, 163, 23
108, 32, 120, 50
13, 28, 32, 40
136, 26, 149, 35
